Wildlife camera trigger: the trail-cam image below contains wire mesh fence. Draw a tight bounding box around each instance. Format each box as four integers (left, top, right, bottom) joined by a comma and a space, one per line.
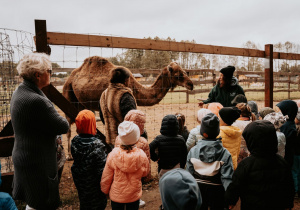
1, 28, 300, 209
0, 29, 35, 176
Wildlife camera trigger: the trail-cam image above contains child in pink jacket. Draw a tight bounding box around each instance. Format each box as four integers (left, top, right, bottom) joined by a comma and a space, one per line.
101, 121, 149, 210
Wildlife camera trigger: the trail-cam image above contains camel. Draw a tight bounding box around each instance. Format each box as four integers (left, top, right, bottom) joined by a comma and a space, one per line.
62, 56, 194, 160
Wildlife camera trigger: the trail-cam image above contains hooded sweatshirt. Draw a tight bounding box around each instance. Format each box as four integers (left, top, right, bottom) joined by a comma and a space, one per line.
203, 76, 245, 107
277, 100, 298, 165
186, 138, 233, 190
101, 147, 149, 203
220, 126, 242, 169
71, 134, 107, 209
149, 115, 187, 171
159, 168, 202, 210
225, 120, 294, 210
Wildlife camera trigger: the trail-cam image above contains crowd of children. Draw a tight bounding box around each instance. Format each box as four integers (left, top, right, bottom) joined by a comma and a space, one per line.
3, 97, 300, 210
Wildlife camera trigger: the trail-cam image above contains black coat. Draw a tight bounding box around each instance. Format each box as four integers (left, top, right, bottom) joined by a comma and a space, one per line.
277, 100, 298, 165
149, 115, 187, 171
225, 121, 294, 210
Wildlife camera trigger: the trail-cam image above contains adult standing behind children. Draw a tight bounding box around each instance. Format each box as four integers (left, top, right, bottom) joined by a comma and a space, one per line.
150, 115, 188, 178
225, 121, 294, 210
186, 113, 234, 210
198, 66, 245, 107
101, 121, 149, 210
100, 67, 137, 148
10, 53, 69, 209
71, 110, 107, 210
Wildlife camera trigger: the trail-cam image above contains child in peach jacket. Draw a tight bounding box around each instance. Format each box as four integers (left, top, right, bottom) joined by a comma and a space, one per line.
101, 121, 149, 210
115, 110, 151, 183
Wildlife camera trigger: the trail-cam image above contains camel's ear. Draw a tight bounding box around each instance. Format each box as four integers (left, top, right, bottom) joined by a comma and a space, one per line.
167, 65, 174, 73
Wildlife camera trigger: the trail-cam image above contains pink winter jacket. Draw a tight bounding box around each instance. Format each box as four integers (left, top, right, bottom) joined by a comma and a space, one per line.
101, 147, 149, 203
115, 136, 151, 182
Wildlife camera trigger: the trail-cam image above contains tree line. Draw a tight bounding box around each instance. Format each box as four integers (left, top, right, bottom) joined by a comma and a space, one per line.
108, 38, 300, 73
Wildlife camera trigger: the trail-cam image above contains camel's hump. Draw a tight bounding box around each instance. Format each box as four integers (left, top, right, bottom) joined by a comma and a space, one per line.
77, 56, 116, 75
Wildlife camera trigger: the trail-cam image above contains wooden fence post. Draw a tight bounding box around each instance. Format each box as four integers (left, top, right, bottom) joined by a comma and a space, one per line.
288, 73, 291, 99
35, 19, 49, 54
264, 44, 273, 108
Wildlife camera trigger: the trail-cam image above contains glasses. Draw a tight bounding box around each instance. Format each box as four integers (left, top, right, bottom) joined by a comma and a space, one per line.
46, 69, 52, 76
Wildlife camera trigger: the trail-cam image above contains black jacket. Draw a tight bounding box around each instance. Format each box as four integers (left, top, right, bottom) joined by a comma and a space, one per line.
225, 120, 294, 210
277, 100, 298, 165
203, 77, 245, 107
149, 115, 187, 171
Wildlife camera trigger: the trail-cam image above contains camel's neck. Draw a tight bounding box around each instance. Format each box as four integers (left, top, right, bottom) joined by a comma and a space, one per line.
130, 71, 172, 106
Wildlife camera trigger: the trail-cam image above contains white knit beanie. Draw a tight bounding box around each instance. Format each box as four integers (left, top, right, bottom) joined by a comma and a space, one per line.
197, 108, 212, 122
118, 121, 140, 145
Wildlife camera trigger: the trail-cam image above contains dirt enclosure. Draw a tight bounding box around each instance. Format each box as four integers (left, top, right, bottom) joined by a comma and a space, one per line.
56, 102, 300, 210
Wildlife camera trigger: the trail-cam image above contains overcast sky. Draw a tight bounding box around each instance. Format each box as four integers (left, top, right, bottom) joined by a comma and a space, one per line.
2, 0, 300, 48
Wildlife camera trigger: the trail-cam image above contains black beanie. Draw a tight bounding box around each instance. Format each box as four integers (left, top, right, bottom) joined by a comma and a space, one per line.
219, 107, 241, 125
220, 66, 235, 78
200, 113, 220, 139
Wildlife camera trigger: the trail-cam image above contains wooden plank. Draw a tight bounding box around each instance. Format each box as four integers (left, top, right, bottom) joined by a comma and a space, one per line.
0, 172, 14, 195
0, 121, 13, 137
189, 89, 212, 94
273, 52, 300, 60
273, 89, 299, 92
236, 71, 265, 75
0, 136, 14, 157
192, 80, 215, 85
243, 89, 264, 92
41, 84, 111, 153
53, 68, 74, 73
47, 32, 265, 58
274, 72, 300, 76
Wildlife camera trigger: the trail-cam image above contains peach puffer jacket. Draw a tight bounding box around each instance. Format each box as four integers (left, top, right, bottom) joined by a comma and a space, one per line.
220, 125, 242, 170
101, 147, 149, 203
115, 136, 151, 182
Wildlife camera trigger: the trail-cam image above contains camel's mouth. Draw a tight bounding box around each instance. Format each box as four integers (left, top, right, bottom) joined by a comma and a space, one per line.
186, 82, 194, 90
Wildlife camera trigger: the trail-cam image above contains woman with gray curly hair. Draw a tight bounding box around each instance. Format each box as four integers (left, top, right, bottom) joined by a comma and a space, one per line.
10, 53, 69, 210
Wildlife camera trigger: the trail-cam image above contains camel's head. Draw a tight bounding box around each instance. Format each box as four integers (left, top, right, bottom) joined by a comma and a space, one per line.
166, 62, 194, 91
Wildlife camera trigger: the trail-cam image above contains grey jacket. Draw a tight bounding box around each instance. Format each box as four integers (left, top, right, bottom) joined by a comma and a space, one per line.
186, 138, 233, 190
10, 80, 69, 209
186, 125, 203, 152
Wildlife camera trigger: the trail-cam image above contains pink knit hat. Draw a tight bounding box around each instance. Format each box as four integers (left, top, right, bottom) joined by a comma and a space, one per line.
207, 103, 223, 116
124, 110, 146, 134
297, 100, 300, 108
197, 109, 212, 122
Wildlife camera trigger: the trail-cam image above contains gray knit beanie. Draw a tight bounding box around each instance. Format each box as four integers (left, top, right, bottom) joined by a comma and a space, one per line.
200, 113, 220, 139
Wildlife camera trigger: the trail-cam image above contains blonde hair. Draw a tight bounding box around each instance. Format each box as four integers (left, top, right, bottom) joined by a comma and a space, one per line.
236, 103, 256, 121
17, 53, 51, 82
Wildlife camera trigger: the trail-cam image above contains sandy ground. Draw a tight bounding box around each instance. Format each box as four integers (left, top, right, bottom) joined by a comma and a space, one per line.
56, 101, 300, 210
